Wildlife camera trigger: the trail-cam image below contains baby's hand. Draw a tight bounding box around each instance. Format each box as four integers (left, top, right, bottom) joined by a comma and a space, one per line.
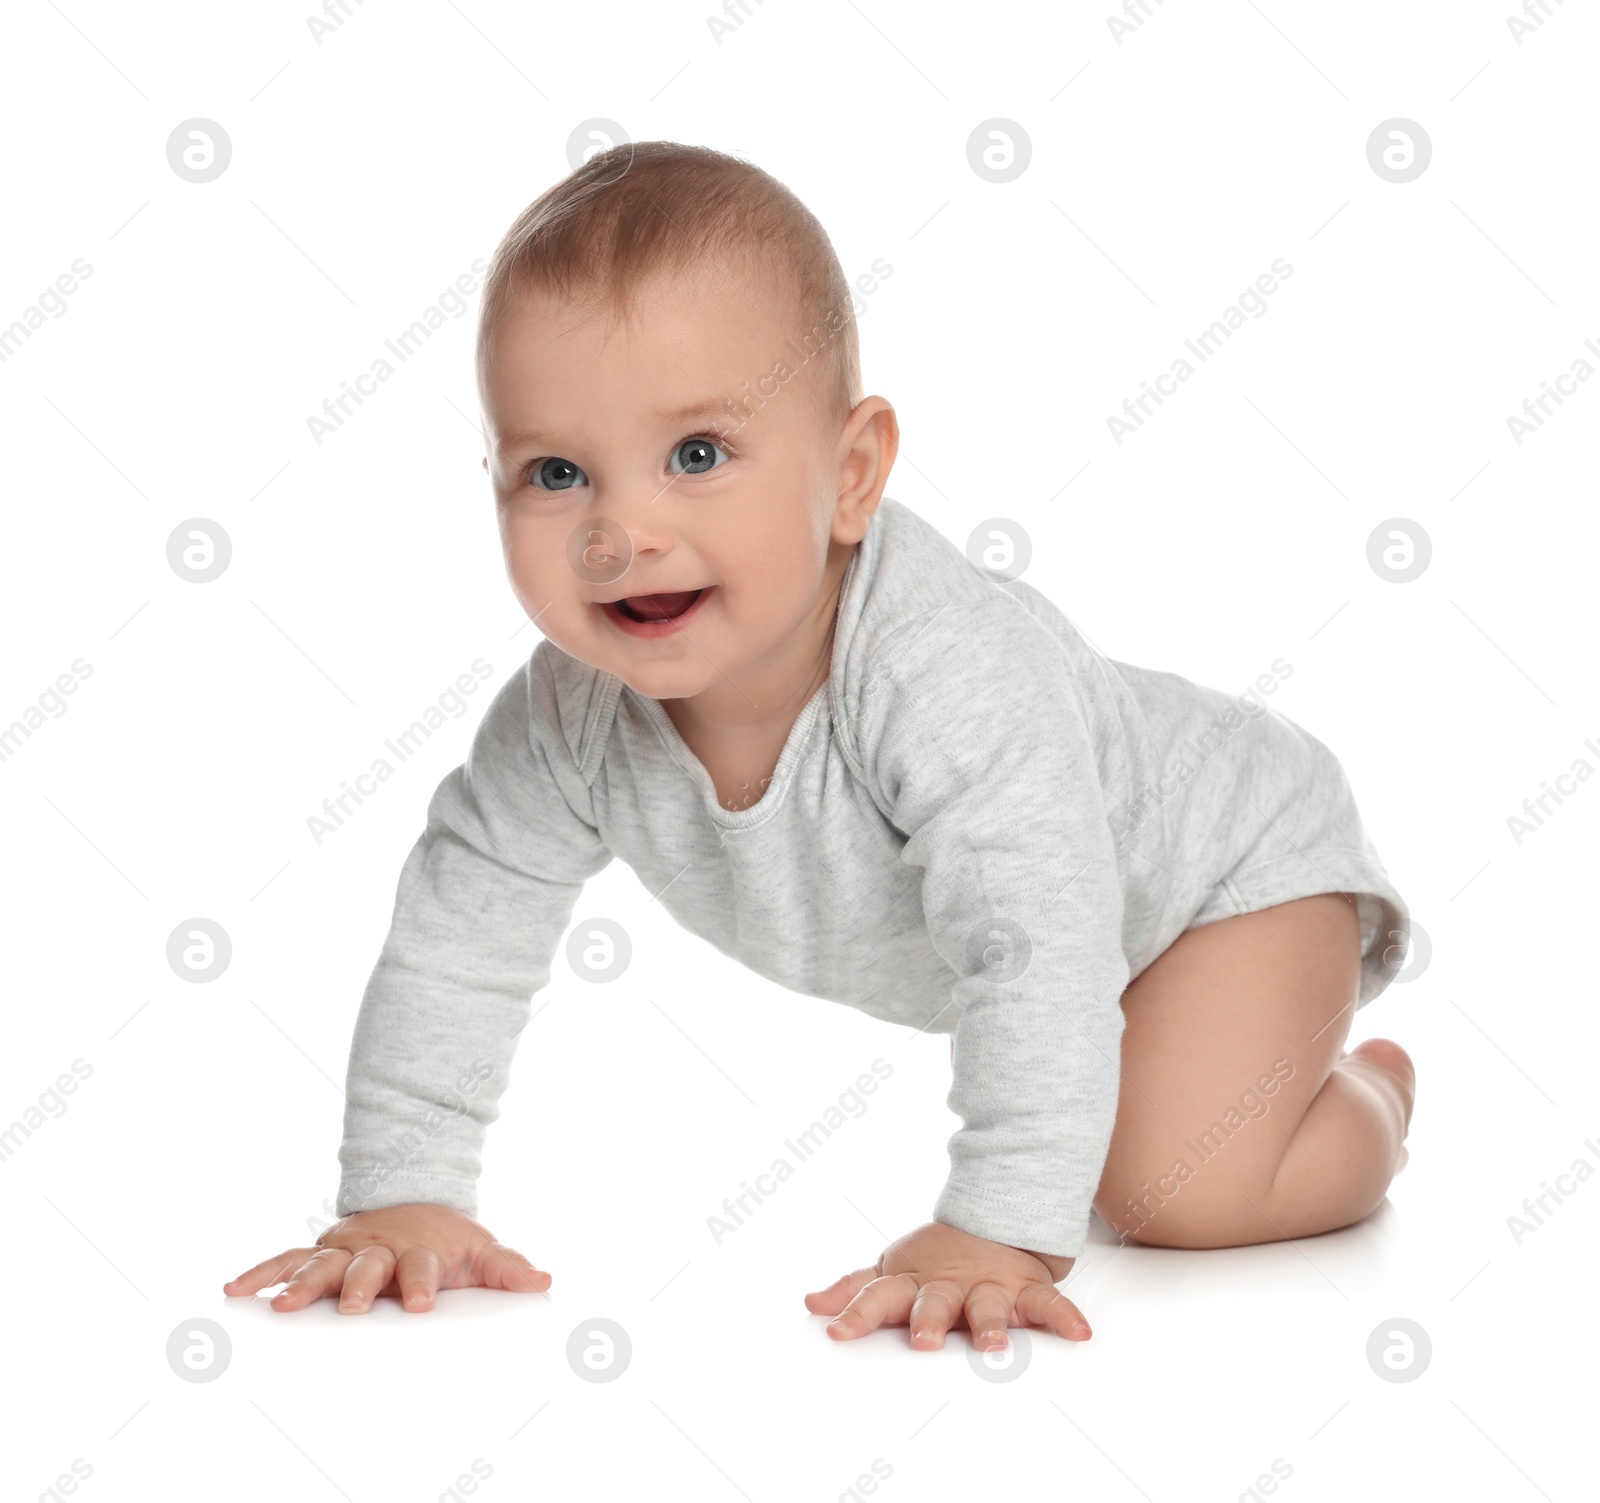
222, 1202, 550, 1314
803, 1220, 1088, 1351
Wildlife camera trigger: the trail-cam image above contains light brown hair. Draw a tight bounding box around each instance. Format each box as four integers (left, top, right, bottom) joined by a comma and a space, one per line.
475, 141, 863, 437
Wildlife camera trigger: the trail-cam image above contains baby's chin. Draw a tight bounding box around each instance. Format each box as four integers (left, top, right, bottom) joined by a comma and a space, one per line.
606, 657, 725, 701
536, 614, 744, 700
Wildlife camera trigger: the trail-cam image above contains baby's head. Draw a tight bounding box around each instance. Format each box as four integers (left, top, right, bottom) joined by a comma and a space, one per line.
475, 142, 897, 702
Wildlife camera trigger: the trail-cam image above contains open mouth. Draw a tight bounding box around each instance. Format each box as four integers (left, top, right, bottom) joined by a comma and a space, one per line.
599, 585, 713, 636
612, 588, 704, 623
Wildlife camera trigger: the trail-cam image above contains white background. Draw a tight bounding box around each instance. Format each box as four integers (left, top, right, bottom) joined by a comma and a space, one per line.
2, 1, 1595, 1499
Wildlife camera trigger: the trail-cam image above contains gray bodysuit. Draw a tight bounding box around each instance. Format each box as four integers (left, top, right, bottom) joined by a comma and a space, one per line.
335, 496, 1410, 1259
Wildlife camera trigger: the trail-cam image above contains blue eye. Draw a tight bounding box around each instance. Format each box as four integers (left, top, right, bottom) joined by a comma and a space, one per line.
669, 435, 731, 476
522, 433, 732, 491
527, 456, 587, 492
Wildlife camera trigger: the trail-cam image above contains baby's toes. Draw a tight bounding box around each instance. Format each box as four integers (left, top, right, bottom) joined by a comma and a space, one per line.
1349, 1037, 1414, 1084
1347, 1038, 1416, 1130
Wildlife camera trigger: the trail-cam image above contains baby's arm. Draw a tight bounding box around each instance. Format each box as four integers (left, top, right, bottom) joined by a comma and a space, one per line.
807, 597, 1130, 1349
225, 655, 612, 1313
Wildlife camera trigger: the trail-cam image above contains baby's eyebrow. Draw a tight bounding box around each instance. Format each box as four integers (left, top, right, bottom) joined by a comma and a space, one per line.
653, 396, 734, 426
497, 398, 734, 453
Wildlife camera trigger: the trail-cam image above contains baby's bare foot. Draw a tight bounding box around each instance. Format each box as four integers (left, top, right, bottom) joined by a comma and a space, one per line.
1342, 1038, 1415, 1171
1347, 1038, 1415, 1115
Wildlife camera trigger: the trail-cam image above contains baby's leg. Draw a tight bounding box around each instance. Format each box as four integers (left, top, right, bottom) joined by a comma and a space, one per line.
1092, 892, 1415, 1249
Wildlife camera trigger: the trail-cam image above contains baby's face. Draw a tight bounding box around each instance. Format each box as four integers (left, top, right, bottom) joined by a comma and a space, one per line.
481, 265, 853, 701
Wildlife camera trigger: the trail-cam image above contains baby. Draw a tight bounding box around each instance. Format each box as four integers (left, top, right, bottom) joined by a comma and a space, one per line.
225, 141, 1416, 1352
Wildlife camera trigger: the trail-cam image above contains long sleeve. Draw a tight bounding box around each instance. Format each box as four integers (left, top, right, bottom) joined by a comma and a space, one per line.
858, 595, 1131, 1260
335, 652, 612, 1218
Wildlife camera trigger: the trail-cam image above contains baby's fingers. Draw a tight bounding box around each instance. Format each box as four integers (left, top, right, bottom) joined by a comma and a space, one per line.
473, 1240, 551, 1293
963, 1280, 1013, 1352
908, 1279, 964, 1350
270, 1247, 353, 1311
336, 1245, 397, 1314
1015, 1281, 1092, 1341
803, 1264, 879, 1316
223, 1247, 321, 1298
394, 1245, 442, 1312
826, 1272, 919, 1341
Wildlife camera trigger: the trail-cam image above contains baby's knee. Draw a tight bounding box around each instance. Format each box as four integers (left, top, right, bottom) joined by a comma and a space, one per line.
1095, 1146, 1288, 1249
1095, 1173, 1241, 1249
